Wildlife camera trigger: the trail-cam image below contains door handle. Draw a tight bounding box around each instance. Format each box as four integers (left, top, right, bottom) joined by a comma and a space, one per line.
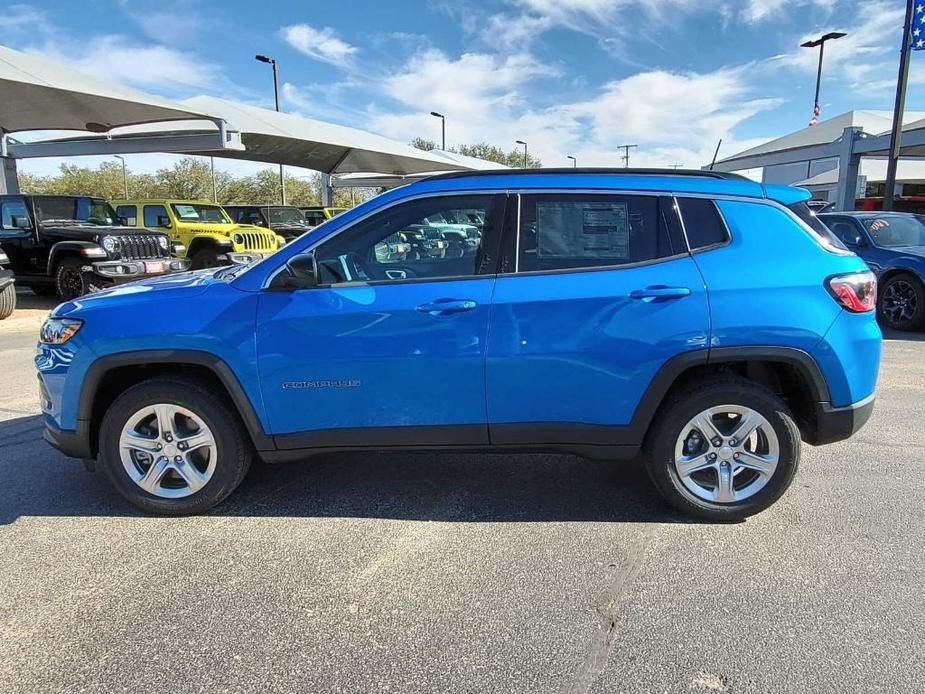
416, 299, 478, 315
629, 286, 691, 302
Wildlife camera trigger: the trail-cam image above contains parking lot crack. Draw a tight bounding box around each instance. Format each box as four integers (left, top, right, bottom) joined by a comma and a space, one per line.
562, 526, 656, 694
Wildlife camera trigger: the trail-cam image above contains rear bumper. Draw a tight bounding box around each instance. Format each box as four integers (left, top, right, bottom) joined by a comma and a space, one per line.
807, 393, 875, 445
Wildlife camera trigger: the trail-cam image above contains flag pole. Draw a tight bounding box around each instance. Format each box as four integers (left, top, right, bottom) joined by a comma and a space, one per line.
884, 0, 916, 211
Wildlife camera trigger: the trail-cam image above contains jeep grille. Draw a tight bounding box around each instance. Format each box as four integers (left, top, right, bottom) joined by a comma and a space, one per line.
240, 232, 275, 252
113, 235, 168, 260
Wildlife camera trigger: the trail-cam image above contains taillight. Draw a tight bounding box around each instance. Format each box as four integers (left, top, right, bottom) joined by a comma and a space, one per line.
826, 271, 876, 312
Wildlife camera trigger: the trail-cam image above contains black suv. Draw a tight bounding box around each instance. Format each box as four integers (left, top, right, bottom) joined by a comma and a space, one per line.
0, 195, 191, 299
224, 204, 310, 242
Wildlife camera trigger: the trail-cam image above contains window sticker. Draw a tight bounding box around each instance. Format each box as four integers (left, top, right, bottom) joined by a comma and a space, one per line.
537, 202, 629, 259
174, 204, 199, 219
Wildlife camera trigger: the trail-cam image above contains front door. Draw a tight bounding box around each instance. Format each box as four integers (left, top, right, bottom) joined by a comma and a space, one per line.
485, 192, 711, 444
256, 193, 506, 448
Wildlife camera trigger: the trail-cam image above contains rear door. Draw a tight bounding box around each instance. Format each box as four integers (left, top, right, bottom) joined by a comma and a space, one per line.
485, 192, 710, 445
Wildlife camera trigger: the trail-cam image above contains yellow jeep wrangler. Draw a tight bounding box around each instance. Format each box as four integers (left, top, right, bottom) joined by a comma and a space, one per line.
112, 199, 284, 269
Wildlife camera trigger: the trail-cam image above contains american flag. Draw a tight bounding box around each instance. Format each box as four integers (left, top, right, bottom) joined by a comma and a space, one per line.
808, 103, 821, 127
913, 3, 925, 50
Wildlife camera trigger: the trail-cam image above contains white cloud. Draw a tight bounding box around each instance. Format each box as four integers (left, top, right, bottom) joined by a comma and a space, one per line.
282, 24, 359, 68
739, 0, 831, 24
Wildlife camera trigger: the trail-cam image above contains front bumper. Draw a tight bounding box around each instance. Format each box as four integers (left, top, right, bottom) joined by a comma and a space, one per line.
807, 393, 876, 445
43, 418, 93, 460
89, 258, 191, 280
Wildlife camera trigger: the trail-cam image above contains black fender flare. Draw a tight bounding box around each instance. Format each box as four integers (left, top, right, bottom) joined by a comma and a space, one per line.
47, 241, 102, 275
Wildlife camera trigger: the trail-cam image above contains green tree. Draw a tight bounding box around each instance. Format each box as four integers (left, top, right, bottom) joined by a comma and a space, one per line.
410, 137, 437, 151
411, 138, 541, 168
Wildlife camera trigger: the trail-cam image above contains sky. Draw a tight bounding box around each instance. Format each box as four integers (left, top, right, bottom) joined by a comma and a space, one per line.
1, 0, 921, 178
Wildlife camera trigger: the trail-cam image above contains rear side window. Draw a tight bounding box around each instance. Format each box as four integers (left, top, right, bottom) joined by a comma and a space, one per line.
143, 205, 169, 227
517, 194, 674, 272
676, 198, 728, 250
788, 201, 848, 251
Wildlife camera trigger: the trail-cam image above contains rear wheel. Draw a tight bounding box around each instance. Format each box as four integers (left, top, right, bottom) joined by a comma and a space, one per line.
0, 282, 15, 320
878, 272, 925, 331
99, 378, 253, 515
644, 377, 800, 521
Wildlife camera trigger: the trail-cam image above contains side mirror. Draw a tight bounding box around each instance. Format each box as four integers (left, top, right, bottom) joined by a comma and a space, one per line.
156, 215, 172, 228
11, 215, 31, 229
284, 252, 319, 289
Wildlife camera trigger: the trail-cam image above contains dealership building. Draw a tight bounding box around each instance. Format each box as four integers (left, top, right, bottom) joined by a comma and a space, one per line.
709, 110, 925, 210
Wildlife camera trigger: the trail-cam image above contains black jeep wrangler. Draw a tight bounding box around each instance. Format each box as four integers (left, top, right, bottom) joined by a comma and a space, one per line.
0, 247, 15, 320
224, 204, 311, 241
0, 195, 191, 299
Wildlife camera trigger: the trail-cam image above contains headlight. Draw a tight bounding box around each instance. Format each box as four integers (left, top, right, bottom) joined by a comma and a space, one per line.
157, 236, 169, 250
277, 236, 287, 247
101, 236, 119, 254
232, 233, 245, 246
40, 318, 83, 344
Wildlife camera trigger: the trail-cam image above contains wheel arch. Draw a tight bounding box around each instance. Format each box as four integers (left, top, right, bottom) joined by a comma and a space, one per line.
79, 350, 273, 458
186, 236, 229, 258
47, 242, 100, 275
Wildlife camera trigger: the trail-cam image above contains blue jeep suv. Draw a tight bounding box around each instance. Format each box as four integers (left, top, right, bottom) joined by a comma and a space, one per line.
819, 211, 925, 331
36, 170, 881, 520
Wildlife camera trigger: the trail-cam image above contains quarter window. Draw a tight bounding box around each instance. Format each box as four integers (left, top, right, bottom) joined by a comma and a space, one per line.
143, 205, 169, 227
676, 198, 729, 250
517, 194, 673, 272
314, 195, 497, 284
1, 199, 30, 230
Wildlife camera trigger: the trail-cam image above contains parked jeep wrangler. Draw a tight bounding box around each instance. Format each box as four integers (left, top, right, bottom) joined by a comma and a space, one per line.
0, 248, 15, 320
299, 206, 346, 227
224, 204, 312, 241
39, 170, 881, 521
0, 195, 190, 299
112, 199, 283, 269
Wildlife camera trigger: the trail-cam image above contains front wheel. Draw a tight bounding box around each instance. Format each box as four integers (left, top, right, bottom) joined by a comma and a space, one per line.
878, 273, 925, 331
55, 258, 92, 299
98, 378, 253, 515
644, 377, 800, 521
0, 282, 15, 319
190, 248, 222, 270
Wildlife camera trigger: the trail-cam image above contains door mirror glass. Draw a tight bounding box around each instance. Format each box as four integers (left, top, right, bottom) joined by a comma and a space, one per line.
10, 215, 31, 229
284, 252, 319, 289
156, 215, 172, 228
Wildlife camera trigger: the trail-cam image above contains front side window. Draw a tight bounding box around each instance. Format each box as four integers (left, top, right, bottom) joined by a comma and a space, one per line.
314, 195, 497, 284
115, 205, 137, 226
1, 199, 30, 230
677, 197, 729, 250
862, 214, 925, 248
143, 205, 169, 227
517, 194, 673, 272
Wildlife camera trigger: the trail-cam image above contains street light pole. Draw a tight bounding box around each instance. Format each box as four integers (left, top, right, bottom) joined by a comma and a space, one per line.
567, 155, 577, 168
516, 140, 528, 168
430, 111, 445, 150
113, 155, 127, 197
256, 54, 286, 204
800, 32, 847, 126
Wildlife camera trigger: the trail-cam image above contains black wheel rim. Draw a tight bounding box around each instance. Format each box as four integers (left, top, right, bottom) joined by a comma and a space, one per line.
882, 280, 918, 326
58, 266, 84, 298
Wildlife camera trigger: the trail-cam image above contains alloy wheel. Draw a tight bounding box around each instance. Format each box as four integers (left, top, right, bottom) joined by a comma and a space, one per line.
119, 403, 217, 499
881, 279, 918, 326
673, 404, 779, 504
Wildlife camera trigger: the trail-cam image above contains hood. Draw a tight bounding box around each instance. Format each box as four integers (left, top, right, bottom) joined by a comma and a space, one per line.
888, 245, 925, 259
53, 268, 220, 317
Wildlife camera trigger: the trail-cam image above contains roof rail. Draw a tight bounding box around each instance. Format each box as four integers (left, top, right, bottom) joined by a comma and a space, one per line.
427, 167, 749, 181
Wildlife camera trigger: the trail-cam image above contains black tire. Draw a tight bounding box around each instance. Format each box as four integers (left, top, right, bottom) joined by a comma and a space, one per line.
98, 378, 253, 515
643, 377, 800, 522
190, 248, 222, 270
877, 272, 925, 331
0, 283, 15, 320
55, 257, 91, 299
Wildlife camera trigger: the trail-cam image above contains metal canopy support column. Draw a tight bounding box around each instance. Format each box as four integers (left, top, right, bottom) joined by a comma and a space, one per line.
834, 126, 863, 212
320, 173, 333, 207
1, 156, 18, 195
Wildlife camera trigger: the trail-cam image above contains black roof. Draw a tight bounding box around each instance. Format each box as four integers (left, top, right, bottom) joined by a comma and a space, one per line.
427, 167, 747, 181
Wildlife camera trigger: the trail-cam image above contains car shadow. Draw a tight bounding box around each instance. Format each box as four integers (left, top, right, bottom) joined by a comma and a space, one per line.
881, 327, 925, 342
15, 289, 59, 311
0, 414, 696, 525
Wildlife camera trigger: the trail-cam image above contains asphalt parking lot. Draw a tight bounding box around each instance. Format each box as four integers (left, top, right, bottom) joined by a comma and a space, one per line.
1, 288, 923, 694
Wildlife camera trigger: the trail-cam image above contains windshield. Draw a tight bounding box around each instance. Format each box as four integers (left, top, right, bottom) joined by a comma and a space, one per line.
170, 203, 229, 224
268, 207, 306, 225
33, 197, 120, 226
862, 214, 925, 248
